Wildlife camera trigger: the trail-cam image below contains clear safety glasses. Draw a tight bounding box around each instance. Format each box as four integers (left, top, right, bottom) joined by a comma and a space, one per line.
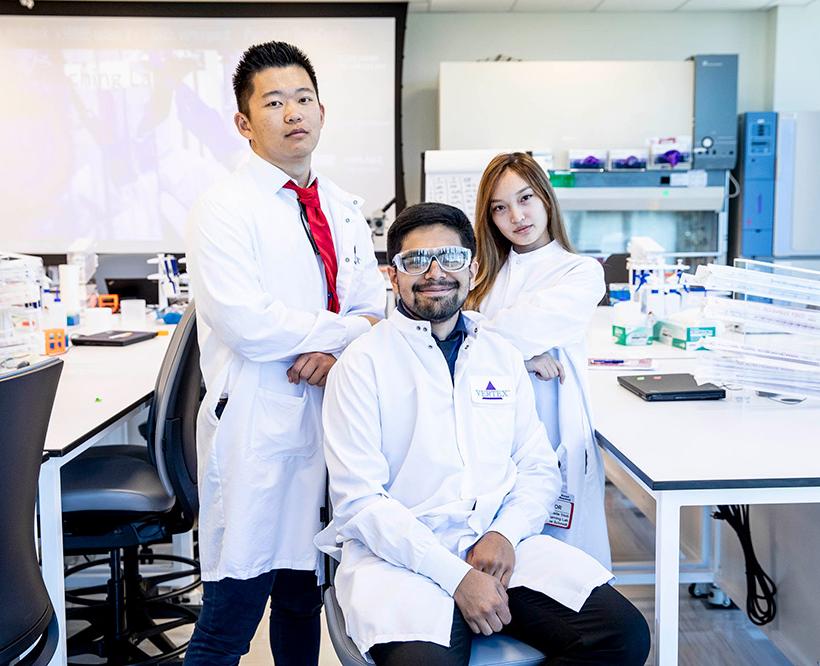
392, 246, 472, 275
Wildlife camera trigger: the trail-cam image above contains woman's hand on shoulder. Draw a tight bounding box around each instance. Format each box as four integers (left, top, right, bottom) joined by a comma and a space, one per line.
524, 353, 565, 384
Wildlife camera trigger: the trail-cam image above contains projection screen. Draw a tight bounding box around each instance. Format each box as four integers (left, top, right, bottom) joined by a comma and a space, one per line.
0, 3, 406, 253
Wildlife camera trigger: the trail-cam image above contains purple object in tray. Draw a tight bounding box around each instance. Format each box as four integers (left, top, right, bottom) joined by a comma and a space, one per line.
612, 155, 646, 169
655, 149, 690, 167
570, 155, 605, 170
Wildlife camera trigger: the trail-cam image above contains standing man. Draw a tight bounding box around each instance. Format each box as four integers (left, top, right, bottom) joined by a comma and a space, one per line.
184, 42, 386, 665
318, 203, 650, 665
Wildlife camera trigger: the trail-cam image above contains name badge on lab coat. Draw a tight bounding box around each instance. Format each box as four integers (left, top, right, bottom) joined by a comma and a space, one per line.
470, 376, 515, 404
546, 492, 575, 529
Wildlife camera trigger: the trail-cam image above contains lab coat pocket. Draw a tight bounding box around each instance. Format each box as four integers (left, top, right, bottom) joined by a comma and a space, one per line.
251, 387, 318, 459
473, 404, 516, 463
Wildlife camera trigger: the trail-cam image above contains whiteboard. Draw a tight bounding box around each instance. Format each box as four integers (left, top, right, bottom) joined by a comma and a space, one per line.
439, 61, 694, 169
423, 149, 552, 222
0, 14, 398, 253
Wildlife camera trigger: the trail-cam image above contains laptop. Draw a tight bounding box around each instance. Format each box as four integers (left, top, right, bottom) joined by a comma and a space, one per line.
71, 330, 158, 347
617, 373, 725, 402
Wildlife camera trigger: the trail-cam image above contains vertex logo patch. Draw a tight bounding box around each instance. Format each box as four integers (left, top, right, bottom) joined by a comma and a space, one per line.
470, 376, 515, 404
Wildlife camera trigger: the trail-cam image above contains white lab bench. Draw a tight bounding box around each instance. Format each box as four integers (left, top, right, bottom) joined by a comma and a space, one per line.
586, 307, 820, 665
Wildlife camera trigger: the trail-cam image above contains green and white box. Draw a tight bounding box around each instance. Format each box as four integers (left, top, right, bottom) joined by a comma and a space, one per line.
612, 324, 653, 346
653, 320, 717, 350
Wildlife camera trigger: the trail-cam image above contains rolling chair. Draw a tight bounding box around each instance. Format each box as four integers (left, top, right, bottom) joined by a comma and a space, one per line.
59, 304, 201, 664
0, 359, 63, 666
321, 502, 545, 665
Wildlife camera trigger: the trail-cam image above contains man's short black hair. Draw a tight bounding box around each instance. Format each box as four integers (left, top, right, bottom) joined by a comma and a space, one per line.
232, 41, 319, 117
387, 203, 476, 263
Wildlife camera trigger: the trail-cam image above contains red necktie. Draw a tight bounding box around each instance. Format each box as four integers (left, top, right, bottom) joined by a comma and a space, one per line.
283, 179, 340, 313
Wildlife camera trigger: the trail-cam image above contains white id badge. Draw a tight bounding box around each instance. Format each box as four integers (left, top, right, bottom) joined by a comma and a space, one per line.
546, 492, 575, 529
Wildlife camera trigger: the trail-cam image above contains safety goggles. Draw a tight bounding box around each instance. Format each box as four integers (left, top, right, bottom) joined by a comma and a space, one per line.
392, 246, 472, 275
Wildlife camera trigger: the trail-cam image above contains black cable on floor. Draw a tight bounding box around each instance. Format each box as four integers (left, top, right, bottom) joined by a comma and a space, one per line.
713, 504, 777, 625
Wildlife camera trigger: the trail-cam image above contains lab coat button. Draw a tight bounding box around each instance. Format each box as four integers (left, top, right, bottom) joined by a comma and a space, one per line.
345, 257, 350, 263
345, 217, 351, 223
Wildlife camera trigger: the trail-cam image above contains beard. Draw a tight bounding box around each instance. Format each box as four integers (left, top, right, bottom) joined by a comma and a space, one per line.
405, 280, 465, 323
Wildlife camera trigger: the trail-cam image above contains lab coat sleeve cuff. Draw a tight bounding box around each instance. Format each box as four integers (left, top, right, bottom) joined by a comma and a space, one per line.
342, 315, 372, 347
488, 512, 531, 550
418, 544, 473, 596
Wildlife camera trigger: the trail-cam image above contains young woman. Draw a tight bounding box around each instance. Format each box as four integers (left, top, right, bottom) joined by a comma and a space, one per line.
465, 152, 610, 568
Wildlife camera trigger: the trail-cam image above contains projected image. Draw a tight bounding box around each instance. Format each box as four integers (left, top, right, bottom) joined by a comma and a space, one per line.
14, 49, 240, 245
1, 16, 396, 253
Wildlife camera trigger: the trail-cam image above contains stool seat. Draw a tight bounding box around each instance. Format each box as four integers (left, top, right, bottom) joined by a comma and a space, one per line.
75, 444, 150, 461
61, 451, 174, 514
471, 634, 544, 665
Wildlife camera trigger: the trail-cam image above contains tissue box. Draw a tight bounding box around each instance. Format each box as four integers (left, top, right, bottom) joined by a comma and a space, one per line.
653, 319, 717, 350
612, 324, 653, 346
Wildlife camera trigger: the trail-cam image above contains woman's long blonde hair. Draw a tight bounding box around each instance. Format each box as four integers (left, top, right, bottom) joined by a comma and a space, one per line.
465, 152, 575, 310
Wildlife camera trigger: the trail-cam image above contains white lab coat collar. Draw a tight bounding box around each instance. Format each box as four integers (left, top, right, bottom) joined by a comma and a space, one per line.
243, 149, 297, 192
510, 238, 564, 264
387, 307, 481, 342
243, 151, 366, 207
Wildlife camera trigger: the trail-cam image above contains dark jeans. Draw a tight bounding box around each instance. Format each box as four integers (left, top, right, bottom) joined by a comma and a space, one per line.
369, 583, 650, 666
183, 568, 322, 666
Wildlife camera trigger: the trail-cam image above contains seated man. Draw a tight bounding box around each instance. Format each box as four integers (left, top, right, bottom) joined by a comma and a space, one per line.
318, 203, 650, 666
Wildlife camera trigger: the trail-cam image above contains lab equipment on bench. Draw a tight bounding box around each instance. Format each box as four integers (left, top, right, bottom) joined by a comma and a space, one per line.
0, 252, 46, 356
693, 260, 820, 399
147, 254, 189, 310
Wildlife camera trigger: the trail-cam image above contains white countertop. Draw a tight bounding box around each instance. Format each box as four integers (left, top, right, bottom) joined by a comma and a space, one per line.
587, 307, 820, 490
44, 317, 172, 454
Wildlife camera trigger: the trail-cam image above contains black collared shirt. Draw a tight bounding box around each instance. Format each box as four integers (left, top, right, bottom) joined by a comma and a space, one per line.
397, 301, 469, 382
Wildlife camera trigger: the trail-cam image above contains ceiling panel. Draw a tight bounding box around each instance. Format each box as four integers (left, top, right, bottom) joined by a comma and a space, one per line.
512, 0, 601, 11
430, 0, 515, 11
596, 0, 685, 10
678, 0, 770, 9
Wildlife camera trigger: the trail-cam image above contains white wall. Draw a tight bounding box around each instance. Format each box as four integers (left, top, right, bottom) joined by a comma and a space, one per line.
402, 10, 773, 204
771, 0, 820, 111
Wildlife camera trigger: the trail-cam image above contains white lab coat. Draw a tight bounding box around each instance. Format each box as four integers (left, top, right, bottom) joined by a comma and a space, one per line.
317, 309, 612, 659
186, 151, 386, 582
478, 240, 610, 568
